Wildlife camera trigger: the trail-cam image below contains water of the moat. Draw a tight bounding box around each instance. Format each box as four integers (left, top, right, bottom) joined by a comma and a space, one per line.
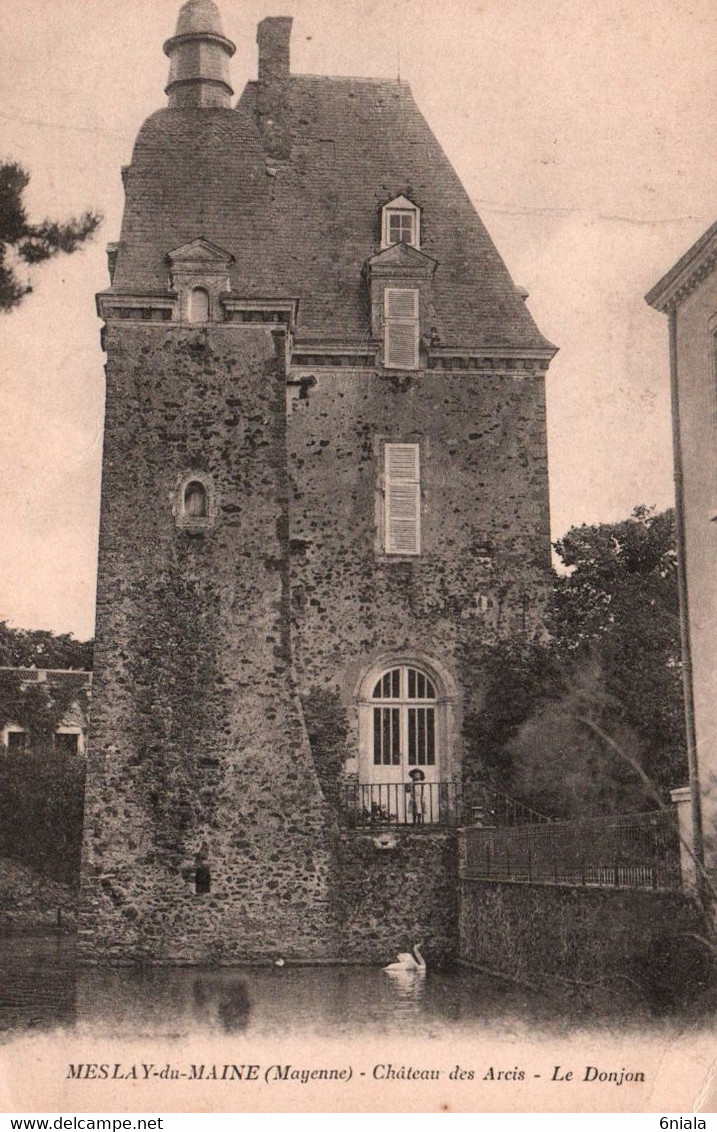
0, 935, 712, 1043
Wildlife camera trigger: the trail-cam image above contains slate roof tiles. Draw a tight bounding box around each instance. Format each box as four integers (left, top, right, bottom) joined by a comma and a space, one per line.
110, 72, 554, 353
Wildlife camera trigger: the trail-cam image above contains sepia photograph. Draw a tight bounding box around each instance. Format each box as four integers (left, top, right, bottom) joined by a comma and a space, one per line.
0, 0, 715, 1116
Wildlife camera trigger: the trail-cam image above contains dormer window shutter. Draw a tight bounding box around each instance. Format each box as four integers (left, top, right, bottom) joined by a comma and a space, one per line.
384, 288, 419, 370
385, 442, 421, 555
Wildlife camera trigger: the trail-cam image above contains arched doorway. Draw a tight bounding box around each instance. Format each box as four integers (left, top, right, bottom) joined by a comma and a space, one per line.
358, 661, 448, 824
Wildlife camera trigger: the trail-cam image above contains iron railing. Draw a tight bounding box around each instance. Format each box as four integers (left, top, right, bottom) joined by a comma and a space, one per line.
468, 782, 552, 827
339, 781, 463, 828
338, 780, 551, 831
459, 809, 682, 890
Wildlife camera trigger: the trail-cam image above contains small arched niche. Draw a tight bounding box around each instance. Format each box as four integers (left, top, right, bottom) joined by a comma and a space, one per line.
184, 479, 208, 518
176, 471, 215, 532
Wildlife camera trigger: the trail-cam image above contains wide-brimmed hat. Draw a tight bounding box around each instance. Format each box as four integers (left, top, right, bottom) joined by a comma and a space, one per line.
408, 768, 426, 780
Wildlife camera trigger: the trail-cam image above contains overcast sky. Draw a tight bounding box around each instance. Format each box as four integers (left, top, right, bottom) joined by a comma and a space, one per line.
1, 0, 714, 640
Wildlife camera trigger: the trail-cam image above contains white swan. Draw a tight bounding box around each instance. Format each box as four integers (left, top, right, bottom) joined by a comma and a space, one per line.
383, 943, 426, 972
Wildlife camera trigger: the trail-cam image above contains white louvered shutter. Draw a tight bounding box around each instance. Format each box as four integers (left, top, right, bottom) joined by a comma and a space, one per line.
385, 442, 421, 555
384, 288, 419, 370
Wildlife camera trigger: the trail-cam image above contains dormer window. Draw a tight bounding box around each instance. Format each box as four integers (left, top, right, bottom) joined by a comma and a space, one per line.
366, 238, 436, 373
381, 196, 421, 249
167, 239, 235, 324
388, 211, 415, 246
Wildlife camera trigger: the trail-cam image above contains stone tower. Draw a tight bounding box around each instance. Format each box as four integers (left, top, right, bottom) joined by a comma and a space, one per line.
80, 0, 336, 962
81, 0, 556, 963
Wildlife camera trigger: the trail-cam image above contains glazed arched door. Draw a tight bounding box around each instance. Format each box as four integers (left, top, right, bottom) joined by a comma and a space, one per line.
366, 664, 440, 823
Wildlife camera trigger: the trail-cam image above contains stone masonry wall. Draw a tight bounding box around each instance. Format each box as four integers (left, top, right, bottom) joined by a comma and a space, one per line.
287, 366, 552, 760
459, 880, 707, 990
80, 322, 338, 962
336, 831, 458, 965
81, 328, 553, 962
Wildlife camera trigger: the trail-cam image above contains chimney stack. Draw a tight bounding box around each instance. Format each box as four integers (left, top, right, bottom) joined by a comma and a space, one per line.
256, 17, 293, 160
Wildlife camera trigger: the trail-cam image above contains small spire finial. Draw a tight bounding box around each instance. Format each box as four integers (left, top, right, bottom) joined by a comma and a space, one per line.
164, 0, 236, 108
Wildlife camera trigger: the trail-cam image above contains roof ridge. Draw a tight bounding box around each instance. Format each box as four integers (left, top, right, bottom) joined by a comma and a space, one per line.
246, 74, 407, 87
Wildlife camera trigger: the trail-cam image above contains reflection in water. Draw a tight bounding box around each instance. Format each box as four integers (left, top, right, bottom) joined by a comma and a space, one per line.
208, 978, 252, 1033
189, 973, 254, 1032
0, 934, 713, 1042
0, 935, 76, 1035
382, 968, 426, 1020
382, 943, 427, 973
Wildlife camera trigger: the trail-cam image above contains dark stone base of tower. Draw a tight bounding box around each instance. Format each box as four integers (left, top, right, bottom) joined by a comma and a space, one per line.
80, 0, 557, 963
79, 324, 337, 962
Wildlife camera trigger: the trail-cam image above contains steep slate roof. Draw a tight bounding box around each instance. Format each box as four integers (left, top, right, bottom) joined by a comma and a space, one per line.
110, 71, 554, 352
111, 107, 281, 297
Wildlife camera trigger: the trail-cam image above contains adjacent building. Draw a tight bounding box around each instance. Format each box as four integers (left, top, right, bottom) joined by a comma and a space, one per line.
646, 221, 717, 896
0, 668, 90, 756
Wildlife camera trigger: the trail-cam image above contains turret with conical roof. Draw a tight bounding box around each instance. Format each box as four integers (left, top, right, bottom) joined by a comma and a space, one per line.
163, 0, 235, 108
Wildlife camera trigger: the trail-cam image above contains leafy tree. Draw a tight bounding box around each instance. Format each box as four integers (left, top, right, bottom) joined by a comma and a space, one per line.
551, 505, 679, 653
0, 161, 101, 311
0, 621, 92, 670
0, 742, 85, 886
461, 506, 687, 815
460, 635, 561, 791
550, 505, 685, 790
0, 625, 91, 888
505, 659, 655, 818
0, 665, 90, 886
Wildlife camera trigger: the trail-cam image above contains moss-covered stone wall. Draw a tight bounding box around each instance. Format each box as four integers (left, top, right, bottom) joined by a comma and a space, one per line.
80, 323, 337, 962
287, 367, 552, 769
459, 879, 707, 993
335, 830, 458, 965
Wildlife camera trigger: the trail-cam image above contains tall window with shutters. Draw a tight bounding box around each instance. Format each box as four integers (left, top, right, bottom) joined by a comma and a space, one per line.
384, 442, 421, 555
384, 287, 419, 370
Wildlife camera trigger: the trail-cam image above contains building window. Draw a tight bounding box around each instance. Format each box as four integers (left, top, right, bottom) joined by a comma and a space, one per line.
388, 211, 415, 246
195, 864, 211, 895
54, 732, 80, 757
5, 729, 27, 755
384, 442, 421, 555
188, 287, 210, 323
355, 657, 451, 825
384, 287, 419, 370
372, 665, 436, 767
184, 480, 208, 518
381, 195, 421, 249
